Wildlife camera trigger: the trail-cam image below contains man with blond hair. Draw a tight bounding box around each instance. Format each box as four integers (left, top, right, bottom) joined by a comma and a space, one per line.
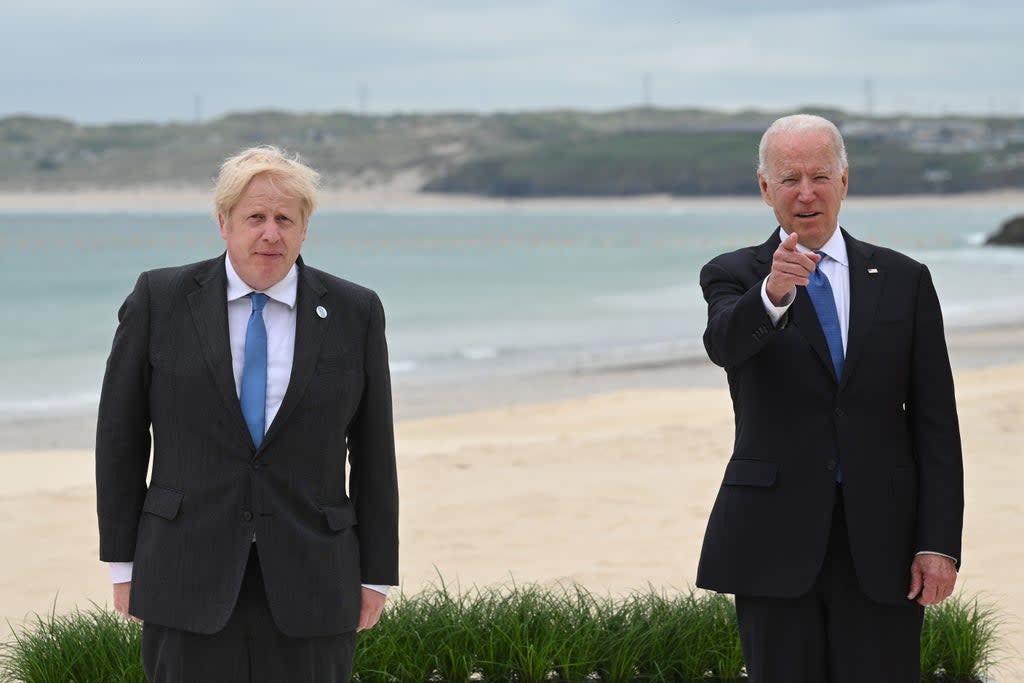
695, 115, 963, 681
96, 146, 398, 681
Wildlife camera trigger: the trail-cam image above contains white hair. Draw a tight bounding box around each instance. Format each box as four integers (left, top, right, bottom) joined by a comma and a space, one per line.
757, 114, 848, 174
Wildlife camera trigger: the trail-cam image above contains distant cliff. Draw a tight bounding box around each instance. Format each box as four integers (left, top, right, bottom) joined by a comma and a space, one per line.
2, 108, 1024, 197
987, 215, 1024, 245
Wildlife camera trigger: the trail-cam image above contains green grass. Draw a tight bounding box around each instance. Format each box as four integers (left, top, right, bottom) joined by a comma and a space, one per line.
354, 584, 1000, 682
1, 588, 1003, 682
0, 605, 144, 683
920, 595, 1005, 682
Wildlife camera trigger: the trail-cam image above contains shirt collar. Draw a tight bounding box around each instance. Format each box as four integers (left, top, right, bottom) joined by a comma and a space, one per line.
777, 226, 849, 268
224, 254, 298, 309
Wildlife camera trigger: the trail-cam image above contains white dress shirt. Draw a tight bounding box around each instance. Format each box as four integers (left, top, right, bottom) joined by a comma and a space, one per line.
758, 226, 956, 566
225, 254, 298, 430
111, 255, 390, 593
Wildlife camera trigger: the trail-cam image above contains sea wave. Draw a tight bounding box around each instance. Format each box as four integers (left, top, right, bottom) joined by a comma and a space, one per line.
0, 391, 100, 418
389, 360, 419, 374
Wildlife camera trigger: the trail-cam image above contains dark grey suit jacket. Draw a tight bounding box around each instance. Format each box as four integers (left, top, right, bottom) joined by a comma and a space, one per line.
96, 254, 398, 637
695, 229, 963, 604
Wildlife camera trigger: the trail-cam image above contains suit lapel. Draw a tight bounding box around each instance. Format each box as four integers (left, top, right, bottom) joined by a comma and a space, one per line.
262, 259, 329, 449
841, 229, 883, 388
187, 256, 253, 447
752, 231, 778, 276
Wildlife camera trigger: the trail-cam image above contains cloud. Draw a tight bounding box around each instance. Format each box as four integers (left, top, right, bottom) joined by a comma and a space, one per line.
2, 0, 1020, 121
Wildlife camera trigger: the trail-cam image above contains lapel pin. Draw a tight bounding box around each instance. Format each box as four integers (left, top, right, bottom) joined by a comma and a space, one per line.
316, 305, 328, 319
867, 268, 879, 274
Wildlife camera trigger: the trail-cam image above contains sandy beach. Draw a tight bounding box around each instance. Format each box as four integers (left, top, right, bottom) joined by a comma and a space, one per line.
1, 320, 1022, 679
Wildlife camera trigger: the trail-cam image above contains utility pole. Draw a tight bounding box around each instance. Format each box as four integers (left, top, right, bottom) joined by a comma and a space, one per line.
864, 78, 875, 117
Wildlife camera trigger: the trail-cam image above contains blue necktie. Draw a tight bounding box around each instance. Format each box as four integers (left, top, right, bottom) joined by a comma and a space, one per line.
807, 253, 844, 482
240, 293, 269, 448
806, 253, 844, 382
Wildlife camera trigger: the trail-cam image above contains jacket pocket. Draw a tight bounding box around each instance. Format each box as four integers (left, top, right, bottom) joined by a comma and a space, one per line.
723, 459, 778, 487
322, 503, 358, 532
142, 485, 183, 520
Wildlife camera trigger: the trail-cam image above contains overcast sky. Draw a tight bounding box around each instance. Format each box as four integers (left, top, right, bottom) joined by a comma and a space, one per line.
3, 0, 1021, 124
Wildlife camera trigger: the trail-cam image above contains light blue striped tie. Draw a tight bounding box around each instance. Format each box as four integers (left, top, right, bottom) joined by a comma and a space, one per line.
240, 293, 269, 447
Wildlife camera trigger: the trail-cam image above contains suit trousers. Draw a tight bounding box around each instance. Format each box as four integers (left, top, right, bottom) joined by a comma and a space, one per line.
734, 487, 924, 683
141, 544, 356, 683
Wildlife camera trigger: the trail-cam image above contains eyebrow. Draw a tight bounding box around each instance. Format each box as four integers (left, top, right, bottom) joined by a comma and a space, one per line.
776, 167, 833, 180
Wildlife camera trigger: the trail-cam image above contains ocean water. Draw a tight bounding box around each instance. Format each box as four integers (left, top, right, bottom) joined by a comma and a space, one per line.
1, 201, 1023, 419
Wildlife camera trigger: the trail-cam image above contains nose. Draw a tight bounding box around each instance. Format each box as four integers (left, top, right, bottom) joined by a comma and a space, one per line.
260, 222, 282, 242
796, 179, 816, 202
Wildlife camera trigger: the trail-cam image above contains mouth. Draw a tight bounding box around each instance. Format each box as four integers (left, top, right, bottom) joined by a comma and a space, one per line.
795, 212, 821, 219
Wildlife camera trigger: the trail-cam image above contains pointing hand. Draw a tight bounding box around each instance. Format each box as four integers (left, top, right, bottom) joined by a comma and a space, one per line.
766, 231, 820, 305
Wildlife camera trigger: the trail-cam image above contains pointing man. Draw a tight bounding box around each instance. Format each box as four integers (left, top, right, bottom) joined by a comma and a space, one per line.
696, 115, 963, 682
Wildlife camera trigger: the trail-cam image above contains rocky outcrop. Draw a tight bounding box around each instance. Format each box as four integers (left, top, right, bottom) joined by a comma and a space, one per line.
987, 215, 1024, 245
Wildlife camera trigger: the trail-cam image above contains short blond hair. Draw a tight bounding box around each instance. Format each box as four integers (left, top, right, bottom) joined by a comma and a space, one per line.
214, 146, 320, 222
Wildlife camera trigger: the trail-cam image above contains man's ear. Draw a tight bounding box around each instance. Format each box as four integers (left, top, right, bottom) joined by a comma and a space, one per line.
757, 172, 772, 206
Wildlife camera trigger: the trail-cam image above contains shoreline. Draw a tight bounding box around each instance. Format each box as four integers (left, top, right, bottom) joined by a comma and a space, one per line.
2, 187, 1024, 213
2, 318, 1023, 453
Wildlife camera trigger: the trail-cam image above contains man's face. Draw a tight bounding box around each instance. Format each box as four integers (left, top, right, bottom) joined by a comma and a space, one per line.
219, 174, 307, 291
758, 129, 849, 250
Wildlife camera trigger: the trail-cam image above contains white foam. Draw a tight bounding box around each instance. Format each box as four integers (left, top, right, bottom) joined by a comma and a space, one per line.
389, 360, 418, 374
460, 346, 501, 361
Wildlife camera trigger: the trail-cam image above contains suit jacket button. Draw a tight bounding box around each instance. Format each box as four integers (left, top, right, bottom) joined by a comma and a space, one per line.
834, 407, 845, 418
252, 461, 261, 471
243, 511, 253, 521
826, 459, 838, 471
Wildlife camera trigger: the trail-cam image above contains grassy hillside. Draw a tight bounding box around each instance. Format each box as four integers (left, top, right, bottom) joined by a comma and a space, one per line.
2, 108, 1022, 196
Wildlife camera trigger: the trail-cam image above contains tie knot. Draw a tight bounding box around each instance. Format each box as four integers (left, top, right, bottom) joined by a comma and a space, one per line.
249, 292, 269, 313
814, 250, 826, 270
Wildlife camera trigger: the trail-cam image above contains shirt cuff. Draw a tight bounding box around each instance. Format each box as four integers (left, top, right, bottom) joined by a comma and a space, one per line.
915, 550, 959, 567
760, 277, 795, 326
109, 562, 134, 584
362, 584, 391, 596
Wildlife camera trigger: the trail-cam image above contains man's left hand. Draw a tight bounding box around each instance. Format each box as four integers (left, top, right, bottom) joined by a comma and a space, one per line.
357, 587, 387, 631
907, 554, 957, 606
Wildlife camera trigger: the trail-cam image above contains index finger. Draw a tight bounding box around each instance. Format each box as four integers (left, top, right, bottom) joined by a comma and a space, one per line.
780, 231, 800, 251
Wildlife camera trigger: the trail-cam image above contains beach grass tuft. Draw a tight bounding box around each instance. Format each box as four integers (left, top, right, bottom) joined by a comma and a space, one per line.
0, 605, 144, 683
920, 594, 1004, 682
0, 588, 1002, 682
